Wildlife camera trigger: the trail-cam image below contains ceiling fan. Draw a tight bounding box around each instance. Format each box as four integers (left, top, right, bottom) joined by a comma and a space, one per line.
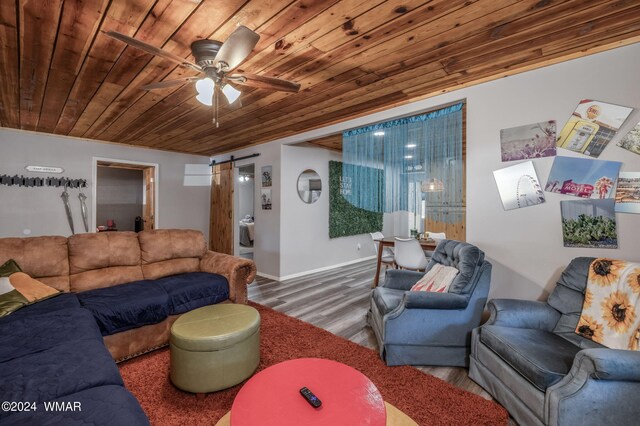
105, 25, 301, 127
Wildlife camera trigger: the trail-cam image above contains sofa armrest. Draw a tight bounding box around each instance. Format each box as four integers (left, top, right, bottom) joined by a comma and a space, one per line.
573, 348, 640, 381
382, 269, 423, 291
404, 291, 469, 310
546, 348, 640, 426
486, 299, 560, 331
200, 251, 257, 304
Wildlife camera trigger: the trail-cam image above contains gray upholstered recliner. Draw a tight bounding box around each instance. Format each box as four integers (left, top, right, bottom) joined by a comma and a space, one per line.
470, 257, 640, 426
367, 240, 492, 366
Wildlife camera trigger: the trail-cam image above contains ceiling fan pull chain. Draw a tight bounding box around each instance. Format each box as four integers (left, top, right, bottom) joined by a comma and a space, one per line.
215, 86, 220, 128
211, 86, 218, 127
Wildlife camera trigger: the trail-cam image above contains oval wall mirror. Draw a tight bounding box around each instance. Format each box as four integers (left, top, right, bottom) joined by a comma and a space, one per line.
297, 169, 322, 204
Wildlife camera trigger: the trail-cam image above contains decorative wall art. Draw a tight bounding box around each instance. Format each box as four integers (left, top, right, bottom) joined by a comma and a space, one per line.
261, 165, 272, 187
545, 156, 621, 199
560, 199, 618, 249
614, 172, 640, 214
556, 99, 634, 158
328, 161, 382, 238
617, 120, 640, 156
492, 161, 545, 211
500, 120, 557, 161
261, 189, 272, 210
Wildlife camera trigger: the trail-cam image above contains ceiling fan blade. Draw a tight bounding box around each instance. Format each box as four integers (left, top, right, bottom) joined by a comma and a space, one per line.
214, 25, 260, 71
228, 73, 300, 93
140, 77, 200, 91
104, 31, 202, 71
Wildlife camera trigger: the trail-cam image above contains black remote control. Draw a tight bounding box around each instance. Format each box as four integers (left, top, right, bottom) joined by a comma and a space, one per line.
300, 387, 322, 408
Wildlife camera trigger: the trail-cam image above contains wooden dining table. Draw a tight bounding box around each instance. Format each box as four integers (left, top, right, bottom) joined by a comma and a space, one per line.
372, 237, 437, 288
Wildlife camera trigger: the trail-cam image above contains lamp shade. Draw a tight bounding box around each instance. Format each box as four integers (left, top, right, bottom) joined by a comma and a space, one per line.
195, 78, 215, 106
222, 84, 241, 104
421, 178, 444, 192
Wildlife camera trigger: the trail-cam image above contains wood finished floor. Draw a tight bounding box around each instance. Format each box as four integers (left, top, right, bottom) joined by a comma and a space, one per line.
248, 259, 492, 399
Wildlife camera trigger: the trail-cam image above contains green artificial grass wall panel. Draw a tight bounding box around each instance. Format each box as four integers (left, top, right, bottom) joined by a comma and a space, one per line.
329, 160, 383, 238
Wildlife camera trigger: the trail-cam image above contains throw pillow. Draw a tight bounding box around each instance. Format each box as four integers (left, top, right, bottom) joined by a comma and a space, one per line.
0, 259, 22, 277
411, 264, 459, 293
0, 272, 60, 318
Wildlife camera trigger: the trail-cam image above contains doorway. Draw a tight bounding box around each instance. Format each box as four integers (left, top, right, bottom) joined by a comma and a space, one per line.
235, 164, 255, 259
93, 159, 158, 233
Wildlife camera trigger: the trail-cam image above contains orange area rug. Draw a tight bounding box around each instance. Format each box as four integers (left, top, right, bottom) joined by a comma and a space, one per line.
119, 302, 508, 425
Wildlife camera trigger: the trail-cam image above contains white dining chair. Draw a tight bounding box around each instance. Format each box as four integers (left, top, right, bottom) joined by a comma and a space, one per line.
394, 237, 429, 271
424, 231, 447, 258
370, 232, 395, 269
426, 231, 446, 242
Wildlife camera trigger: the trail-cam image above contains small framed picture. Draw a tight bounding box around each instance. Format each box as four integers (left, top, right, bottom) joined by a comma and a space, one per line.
261, 165, 272, 187
261, 189, 272, 210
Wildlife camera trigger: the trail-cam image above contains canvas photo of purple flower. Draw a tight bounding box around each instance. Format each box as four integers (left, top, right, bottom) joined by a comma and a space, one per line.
500, 120, 556, 162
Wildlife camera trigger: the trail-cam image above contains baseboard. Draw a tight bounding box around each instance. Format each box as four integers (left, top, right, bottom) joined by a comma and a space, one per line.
256, 255, 377, 282
255, 271, 280, 281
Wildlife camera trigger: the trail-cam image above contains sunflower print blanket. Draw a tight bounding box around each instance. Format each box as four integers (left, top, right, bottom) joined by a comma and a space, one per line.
575, 258, 640, 350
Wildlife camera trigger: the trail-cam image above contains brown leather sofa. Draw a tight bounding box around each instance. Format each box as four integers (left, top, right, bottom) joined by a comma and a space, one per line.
0, 228, 256, 361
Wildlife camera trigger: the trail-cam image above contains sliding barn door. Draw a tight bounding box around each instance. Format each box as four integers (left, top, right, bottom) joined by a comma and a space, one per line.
210, 163, 234, 254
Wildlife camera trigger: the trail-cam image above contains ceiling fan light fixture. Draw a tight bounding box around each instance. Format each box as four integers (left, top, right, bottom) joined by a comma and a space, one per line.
196, 92, 213, 106
195, 78, 215, 105
222, 84, 241, 104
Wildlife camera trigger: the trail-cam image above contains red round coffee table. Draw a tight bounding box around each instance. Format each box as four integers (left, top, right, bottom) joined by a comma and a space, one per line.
230, 358, 387, 426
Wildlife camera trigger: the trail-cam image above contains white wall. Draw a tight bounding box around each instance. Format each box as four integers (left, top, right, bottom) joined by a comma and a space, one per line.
215, 43, 640, 299
280, 146, 374, 277
0, 129, 211, 238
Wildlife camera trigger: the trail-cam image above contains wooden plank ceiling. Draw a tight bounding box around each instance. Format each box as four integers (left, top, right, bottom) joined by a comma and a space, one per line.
1, 0, 640, 156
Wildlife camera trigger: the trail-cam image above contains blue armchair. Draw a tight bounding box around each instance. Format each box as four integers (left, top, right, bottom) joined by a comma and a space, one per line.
469, 257, 640, 426
367, 240, 492, 366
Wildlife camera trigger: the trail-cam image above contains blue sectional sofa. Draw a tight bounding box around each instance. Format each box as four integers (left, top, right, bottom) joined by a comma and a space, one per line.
0, 229, 257, 425
0, 294, 149, 425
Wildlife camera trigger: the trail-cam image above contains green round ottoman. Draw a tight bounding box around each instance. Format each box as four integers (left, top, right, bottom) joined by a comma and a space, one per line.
170, 304, 260, 394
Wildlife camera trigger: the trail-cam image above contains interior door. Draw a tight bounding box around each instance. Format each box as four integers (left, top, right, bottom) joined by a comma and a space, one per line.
210, 163, 234, 254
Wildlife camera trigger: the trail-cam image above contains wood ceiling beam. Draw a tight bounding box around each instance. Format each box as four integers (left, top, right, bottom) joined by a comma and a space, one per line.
53, 0, 157, 135
36, 0, 107, 133
0, 1, 19, 127
18, 0, 63, 130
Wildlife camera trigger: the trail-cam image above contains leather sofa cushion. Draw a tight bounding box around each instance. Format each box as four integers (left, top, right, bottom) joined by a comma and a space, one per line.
68, 232, 141, 274
78, 280, 169, 336
0, 340, 123, 407
0, 236, 69, 291
139, 229, 206, 264
142, 257, 200, 280
481, 325, 581, 391
69, 232, 144, 292
373, 287, 405, 315
2, 385, 149, 426
153, 272, 229, 315
0, 306, 102, 363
